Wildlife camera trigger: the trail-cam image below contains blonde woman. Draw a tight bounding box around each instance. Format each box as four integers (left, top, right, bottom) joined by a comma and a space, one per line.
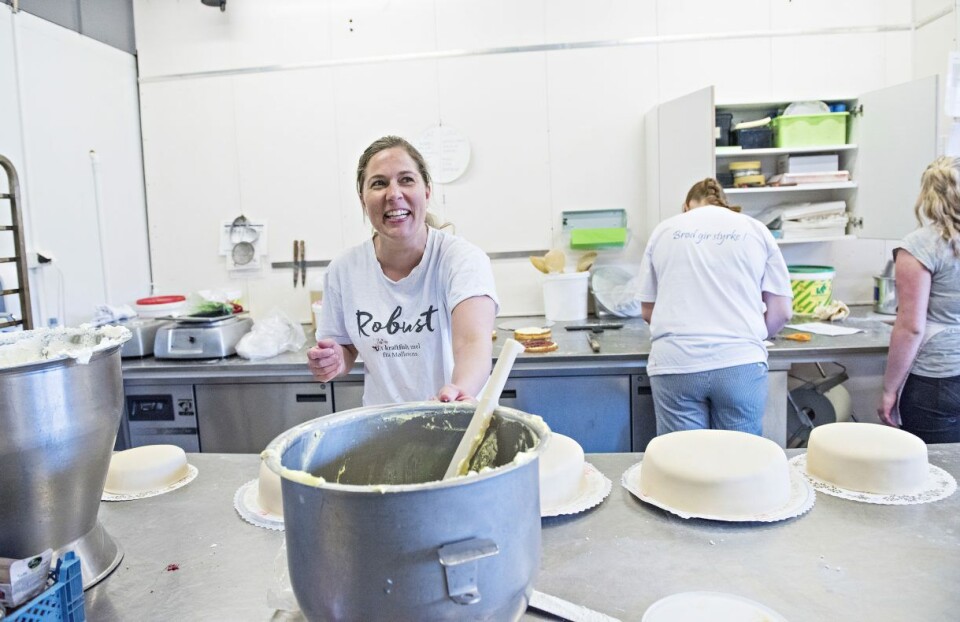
638, 178, 793, 436
879, 156, 960, 443
307, 136, 498, 405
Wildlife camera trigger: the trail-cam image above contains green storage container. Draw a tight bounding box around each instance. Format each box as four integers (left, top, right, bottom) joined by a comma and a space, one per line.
570, 227, 627, 249
772, 112, 849, 148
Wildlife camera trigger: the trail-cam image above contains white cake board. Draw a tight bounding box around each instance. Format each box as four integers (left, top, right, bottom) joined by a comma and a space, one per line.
621, 460, 815, 522
101, 464, 198, 502
541, 462, 612, 518
234, 479, 285, 531
789, 454, 957, 505
642, 591, 787, 622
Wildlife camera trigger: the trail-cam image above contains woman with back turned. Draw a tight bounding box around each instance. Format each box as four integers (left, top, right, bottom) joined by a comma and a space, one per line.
637, 178, 793, 436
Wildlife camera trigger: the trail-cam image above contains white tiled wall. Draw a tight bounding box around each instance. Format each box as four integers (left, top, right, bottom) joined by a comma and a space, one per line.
130, 0, 951, 322
658, 38, 774, 103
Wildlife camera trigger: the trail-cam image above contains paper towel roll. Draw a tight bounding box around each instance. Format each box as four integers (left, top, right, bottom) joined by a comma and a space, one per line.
787, 384, 853, 447
790, 385, 853, 425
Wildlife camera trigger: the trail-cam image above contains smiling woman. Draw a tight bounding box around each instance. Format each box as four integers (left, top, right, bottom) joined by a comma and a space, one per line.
307, 136, 499, 407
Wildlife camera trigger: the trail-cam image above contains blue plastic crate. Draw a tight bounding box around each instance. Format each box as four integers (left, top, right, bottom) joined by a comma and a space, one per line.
7, 552, 85, 622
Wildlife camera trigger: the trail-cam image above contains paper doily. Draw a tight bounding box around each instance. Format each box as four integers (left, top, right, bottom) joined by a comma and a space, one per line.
541, 462, 612, 518
101, 464, 198, 501
234, 479, 285, 531
789, 454, 957, 505
621, 461, 815, 522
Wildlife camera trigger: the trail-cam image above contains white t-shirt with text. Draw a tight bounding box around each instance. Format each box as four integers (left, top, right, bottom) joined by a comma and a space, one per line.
319, 228, 499, 405
638, 206, 791, 375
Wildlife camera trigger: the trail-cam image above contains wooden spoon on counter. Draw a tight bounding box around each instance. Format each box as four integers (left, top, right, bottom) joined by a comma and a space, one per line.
443, 338, 526, 479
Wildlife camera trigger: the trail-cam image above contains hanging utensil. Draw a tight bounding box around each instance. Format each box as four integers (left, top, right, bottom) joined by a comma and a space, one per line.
299, 240, 306, 287
443, 338, 525, 479
293, 240, 300, 287
229, 215, 257, 267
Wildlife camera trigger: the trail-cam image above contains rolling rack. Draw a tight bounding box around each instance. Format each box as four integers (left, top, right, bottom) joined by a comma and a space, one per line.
0, 154, 33, 330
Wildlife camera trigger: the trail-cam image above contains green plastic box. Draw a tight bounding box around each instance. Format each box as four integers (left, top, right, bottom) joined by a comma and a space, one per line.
771, 112, 849, 148
570, 227, 627, 249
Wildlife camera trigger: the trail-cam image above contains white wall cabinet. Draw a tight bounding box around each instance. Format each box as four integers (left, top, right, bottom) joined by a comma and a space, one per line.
1, 8, 151, 327
645, 76, 939, 243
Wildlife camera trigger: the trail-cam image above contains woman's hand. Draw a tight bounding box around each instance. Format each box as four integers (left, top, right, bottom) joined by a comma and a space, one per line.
434, 384, 476, 403
877, 390, 902, 427
307, 338, 347, 382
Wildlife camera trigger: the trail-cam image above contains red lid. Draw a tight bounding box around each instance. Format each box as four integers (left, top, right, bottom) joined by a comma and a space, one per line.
136, 295, 186, 305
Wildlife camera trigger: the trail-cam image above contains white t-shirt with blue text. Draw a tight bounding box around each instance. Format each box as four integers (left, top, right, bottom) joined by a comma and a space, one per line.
638, 206, 791, 376
319, 227, 499, 405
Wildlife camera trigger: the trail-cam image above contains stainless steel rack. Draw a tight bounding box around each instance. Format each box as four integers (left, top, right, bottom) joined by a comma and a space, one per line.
0, 155, 33, 330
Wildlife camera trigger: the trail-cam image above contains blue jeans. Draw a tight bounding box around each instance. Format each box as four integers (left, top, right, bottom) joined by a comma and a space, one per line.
899, 373, 960, 444
650, 362, 768, 436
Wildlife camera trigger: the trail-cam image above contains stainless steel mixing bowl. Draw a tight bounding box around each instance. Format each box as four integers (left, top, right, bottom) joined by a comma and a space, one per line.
264, 402, 551, 622
0, 328, 129, 588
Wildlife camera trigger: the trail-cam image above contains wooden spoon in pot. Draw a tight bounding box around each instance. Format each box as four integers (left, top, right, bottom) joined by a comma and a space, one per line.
443, 338, 526, 479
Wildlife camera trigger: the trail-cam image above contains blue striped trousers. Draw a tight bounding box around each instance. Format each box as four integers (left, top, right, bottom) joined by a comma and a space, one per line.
649, 362, 768, 436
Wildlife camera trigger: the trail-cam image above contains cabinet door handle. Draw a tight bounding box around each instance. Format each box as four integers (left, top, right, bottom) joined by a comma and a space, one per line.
500, 389, 517, 399
296, 394, 328, 403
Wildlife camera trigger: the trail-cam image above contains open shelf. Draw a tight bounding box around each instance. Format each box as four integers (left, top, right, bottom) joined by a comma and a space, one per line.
716, 144, 857, 158
726, 182, 857, 195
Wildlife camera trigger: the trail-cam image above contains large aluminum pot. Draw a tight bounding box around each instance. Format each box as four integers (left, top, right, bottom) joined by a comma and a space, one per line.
0, 326, 129, 587
873, 275, 897, 314
263, 402, 550, 622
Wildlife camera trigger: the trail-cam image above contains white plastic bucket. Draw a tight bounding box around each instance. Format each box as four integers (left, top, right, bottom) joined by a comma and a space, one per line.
788, 265, 835, 315
543, 272, 589, 322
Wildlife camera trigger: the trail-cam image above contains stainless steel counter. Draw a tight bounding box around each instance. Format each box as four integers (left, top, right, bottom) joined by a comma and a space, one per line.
87, 447, 959, 621
120, 308, 893, 381
116, 309, 894, 451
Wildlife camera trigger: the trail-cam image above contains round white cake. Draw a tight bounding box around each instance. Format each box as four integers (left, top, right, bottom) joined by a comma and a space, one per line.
806, 422, 928, 494
538, 433, 585, 509
257, 459, 284, 516
640, 430, 791, 517
104, 445, 189, 495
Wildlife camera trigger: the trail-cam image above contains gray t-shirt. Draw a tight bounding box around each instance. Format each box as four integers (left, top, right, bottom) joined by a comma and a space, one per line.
319, 228, 499, 405
898, 225, 960, 377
